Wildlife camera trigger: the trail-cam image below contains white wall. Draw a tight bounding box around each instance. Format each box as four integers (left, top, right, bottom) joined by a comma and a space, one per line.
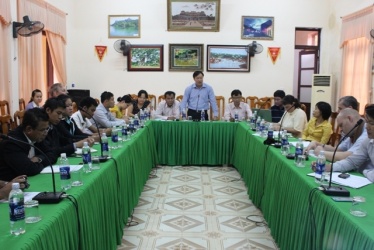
20, 0, 373, 104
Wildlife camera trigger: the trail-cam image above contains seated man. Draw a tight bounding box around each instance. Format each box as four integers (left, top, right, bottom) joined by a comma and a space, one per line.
0, 109, 57, 181
270, 90, 285, 122
312, 104, 374, 182
72, 97, 99, 134
154, 91, 180, 120
224, 89, 252, 121
92, 91, 126, 128
0, 176, 27, 199
44, 97, 94, 157
306, 108, 367, 162
337, 95, 359, 113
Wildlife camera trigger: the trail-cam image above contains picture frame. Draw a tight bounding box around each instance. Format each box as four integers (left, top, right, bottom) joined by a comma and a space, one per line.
206, 45, 250, 72
108, 15, 141, 38
167, 0, 220, 32
169, 44, 204, 71
241, 16, 274, 40
128, 44, 164, 71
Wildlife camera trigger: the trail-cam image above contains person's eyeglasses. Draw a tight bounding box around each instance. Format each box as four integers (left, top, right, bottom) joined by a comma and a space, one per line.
37, 127, 50, 133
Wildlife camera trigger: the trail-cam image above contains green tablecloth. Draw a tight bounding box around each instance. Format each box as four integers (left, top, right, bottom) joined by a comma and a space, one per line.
151, 120, 237, 165
0, 123, 158, 250
232, 123, 374, 250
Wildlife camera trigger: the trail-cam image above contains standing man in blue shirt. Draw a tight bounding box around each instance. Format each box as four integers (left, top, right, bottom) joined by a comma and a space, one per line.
180, 71, 219, 121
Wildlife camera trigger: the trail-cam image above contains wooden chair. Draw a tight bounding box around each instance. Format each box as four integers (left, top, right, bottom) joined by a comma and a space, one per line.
131, 94, 138, 100
0, 100, 11, 116
300, 104, 307, 113
0, 115, 12, 135
94, 98, 100, 104
328, 112, 341, 146
19, 98, 26, 110
228, 97, 245, 103
210, 96, 225, 119
245, 96, 258, 109
257, 97, 272, 109
13, 110, 25, 128
176, 95, 183, 102
72, 102, 78, 113
148, 94, 157, 109
158, 95, 165, 104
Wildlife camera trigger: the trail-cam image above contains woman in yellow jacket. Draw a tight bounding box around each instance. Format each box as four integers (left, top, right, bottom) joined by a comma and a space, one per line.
302, 101, 332, 144
110, 94, 132, 119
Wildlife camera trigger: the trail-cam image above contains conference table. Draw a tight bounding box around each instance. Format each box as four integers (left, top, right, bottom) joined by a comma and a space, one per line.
0, 120, 373, 250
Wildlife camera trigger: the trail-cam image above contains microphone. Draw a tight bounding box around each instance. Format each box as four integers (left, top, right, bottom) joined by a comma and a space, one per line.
0, 134, 64, 204
274, 104, 293, 148
320, 119, 363, 196
78, 107, 108, 162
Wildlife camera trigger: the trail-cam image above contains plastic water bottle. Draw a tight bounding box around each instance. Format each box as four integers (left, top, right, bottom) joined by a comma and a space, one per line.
260, 119, 266, 136
181, 109, 187, 121
139, 109, 145, 126
121, 125, 128, 141
144, 109, 149, 120
111, 126, 118, 149
294, 138, 304, 164
82, 142, 92, 173
201, 110, 205, 121
281, 130, 289, 146
234, 110, 239, 122
252, 111, 257, 122
256, 116, 261, 133
101, 133, 109, 157
267, 123, 274, 140
59, 153, 71, 191
9, 183, 25, 235
315, 151, 326, 184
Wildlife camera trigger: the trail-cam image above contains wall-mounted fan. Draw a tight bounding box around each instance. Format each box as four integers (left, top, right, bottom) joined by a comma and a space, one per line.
13, 16, 44, 38
114, 40, 131, 56
245, 41, 264, 57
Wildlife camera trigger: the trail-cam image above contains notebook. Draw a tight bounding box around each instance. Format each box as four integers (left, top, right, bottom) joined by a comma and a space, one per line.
252, 108, 272, 122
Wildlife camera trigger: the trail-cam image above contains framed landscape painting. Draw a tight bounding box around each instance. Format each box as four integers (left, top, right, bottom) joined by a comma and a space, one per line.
128, 45, 164, 71
167, 0, 220, 32
241, 16, 274, 40
108, 15, 141, 38
169, 44, 204, 71
206, 45, 250, 72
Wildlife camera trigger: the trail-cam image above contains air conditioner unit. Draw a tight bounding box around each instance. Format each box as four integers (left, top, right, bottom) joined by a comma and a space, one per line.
311, 74, 335, 116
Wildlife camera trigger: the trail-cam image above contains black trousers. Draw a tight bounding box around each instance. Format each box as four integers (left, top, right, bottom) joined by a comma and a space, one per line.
187, 109, 208, 121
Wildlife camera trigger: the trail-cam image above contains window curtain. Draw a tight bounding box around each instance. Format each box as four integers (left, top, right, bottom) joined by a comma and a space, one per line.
17, 0, 66, 102
0, 0, 11, 102
340, 5, 374, 114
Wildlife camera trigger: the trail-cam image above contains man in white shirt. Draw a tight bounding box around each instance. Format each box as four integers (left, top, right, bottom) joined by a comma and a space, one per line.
92, 91, 126, 128
223, 89, 252, 121
154, 91, 180, 120
71, 97, 99, 135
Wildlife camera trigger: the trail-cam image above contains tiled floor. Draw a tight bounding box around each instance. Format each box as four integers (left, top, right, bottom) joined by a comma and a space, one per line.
118, 166, 278, 250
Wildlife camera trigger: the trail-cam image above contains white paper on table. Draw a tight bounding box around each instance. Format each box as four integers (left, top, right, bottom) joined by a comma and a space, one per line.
75, 148, 98, 155
0, 192, 40, 203
289, 141, 310, 148
307, 150, 318, 158
41, 165, 83, 174
307, 172, 372, 189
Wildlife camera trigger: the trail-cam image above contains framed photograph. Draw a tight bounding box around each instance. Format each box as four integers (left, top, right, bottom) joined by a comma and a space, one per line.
241, 16, 274, 40
169, 44, 204, 71
128, 45, 164, 71
167, 0, 220, 32
206, 45, 250, 72
108, 15, 141, 38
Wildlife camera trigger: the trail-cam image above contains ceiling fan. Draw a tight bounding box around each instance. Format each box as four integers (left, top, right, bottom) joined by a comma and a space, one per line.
13, 16, 44, 38
245, 41, 264, 57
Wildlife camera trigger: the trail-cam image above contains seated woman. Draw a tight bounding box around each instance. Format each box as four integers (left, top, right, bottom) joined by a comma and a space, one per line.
127, 90, 151, 117
302, 101, 332, 144
25, 89, 43, 110
273, 95, 307, 138
110, 94, 132, 119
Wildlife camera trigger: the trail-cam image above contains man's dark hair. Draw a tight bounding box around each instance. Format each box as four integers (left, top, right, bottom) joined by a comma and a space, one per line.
22, 108, 49, 129
79, 97, 98, 110
138, 90, 148, 99
56, 94, 71, 104
43, 97, 65, 111
316, 101, 332, 120
273, 90, 285, 99
231, 89, 242, 97
339, 96, 359, 111
164, 91, 176, 98
365, 104, 374, 119
193, 71, 204, 78
101, 91, 114, 103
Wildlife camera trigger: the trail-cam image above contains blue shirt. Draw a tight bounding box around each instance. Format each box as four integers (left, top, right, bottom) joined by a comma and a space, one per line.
180, 83, 219, 117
